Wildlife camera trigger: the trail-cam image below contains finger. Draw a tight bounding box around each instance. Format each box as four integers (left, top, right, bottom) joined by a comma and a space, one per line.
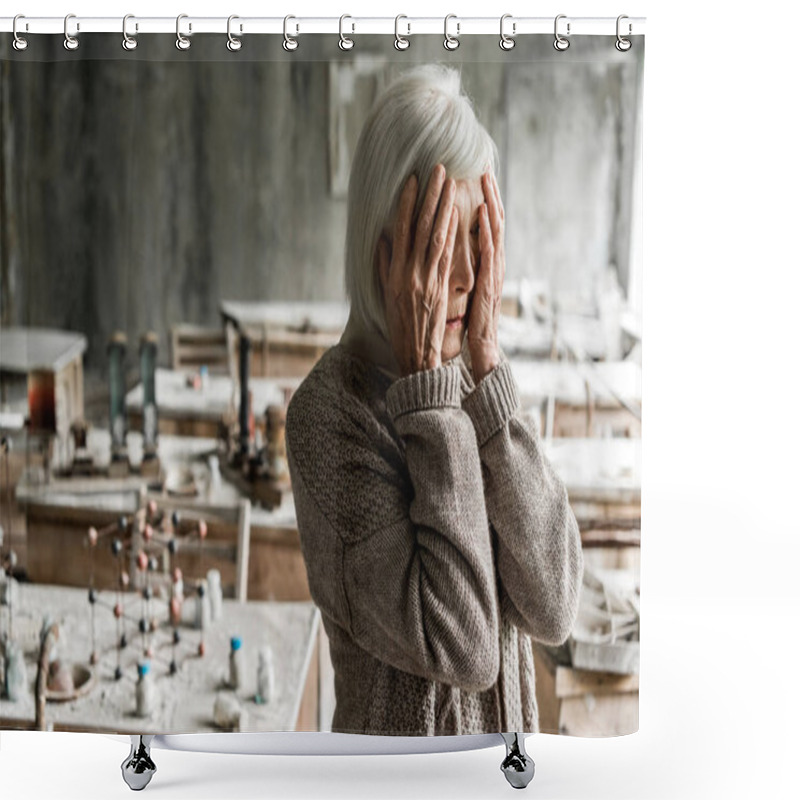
426, 208, 458, 359
413, 164, 446, 261
478, 203, 495, 295
490, 174, 506, 289
439, 206, 459, 284
392, 174, 418, 271
490, 170, 505, 223
427, 178, 457, 281
482, 172, 502, 244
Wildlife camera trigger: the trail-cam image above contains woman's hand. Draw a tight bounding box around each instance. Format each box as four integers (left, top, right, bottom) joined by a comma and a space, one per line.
467, 170, 506, 383
378, 164, 459, 376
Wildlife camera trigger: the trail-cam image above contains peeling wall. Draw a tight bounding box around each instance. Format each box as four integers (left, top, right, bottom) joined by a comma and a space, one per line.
0, 34, 643, 370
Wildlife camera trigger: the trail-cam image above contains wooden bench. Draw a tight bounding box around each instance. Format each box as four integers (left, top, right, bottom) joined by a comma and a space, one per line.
170, 324, 229, 375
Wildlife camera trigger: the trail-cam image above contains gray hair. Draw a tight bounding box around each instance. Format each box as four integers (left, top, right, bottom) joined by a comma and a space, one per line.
344, 64, 500, 338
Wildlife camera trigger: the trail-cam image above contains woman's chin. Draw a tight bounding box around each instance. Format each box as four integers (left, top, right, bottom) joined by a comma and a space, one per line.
441, 329, 466, 364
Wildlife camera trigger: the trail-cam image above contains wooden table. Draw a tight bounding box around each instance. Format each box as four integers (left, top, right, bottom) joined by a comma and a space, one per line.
510, 359, 641, 438
535, 439, 640, 737
543, 437, 640, 519
1, 326, 88, 574
15, 432, 307, 602
125, 368, 299, 438
0, 583, 320, 734
220, 301, 346, 379
0, 326, 86, 440
219, 301, 349, 336
532, 644, 639, 737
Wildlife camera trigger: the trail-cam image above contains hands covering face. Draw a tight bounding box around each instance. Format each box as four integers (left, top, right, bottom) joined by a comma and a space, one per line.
379, 164, 505, 382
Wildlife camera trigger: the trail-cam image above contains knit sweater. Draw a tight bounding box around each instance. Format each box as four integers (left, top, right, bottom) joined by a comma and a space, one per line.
285, 343, 583, 736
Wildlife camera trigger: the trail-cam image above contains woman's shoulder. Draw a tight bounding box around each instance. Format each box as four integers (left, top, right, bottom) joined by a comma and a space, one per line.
285, 345, 407, 535
286, 344, 393, 447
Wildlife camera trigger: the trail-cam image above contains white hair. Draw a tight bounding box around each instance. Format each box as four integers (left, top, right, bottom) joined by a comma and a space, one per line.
344, 64, 500, 338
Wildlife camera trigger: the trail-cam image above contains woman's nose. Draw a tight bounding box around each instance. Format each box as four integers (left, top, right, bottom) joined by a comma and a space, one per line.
449, 228, 476, 295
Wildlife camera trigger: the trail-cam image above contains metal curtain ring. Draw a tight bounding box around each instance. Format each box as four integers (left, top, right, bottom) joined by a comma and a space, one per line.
283, 15, 298, 51
553, 14, 570, 51
443, 14, 460, 51
122, 15, 138, 51
615, 14, 632, 51
499, 14, 515, 50
12, 15, 28, 51
176, 14, 191, 50
227, 15, 242, 51
64, 13, 79, 51
339, 15, 354, 50
394, 15, 410, 50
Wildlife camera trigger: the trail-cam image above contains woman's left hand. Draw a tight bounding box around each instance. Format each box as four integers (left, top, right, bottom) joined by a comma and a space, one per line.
468, 170, 506, 383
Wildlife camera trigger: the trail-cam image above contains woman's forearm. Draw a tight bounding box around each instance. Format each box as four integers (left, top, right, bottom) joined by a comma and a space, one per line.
287, 360, 501, 692
463, 361, 584, 645
369, 363, 501, 687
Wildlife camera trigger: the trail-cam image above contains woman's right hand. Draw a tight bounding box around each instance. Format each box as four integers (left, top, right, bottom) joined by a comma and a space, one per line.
378, 164, 459, 376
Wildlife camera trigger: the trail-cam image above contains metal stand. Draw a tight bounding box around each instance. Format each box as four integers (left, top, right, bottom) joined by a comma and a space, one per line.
121, 735, 157, 791
116, 733, 531, 790
500, 732, 535, 789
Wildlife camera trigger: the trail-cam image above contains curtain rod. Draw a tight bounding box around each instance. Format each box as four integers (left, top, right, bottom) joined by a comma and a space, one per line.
0, 16, 646, 37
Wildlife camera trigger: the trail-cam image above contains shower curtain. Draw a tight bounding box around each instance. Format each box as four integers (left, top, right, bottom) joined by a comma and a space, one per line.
0, 26, 644, 740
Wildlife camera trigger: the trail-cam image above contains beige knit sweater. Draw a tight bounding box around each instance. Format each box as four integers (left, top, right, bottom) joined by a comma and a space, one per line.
285, 343, 583, 736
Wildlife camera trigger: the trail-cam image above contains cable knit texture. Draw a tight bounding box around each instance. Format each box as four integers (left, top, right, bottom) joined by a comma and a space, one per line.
286, 344, 583, 736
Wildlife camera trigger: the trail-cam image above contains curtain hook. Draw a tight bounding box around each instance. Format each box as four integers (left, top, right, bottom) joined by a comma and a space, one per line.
283, 15, 299, 51
394, 15, 410, 50
615, 15, 632, 51
499, 14, 516, 51
64, 13, 79, 51
12, 15, 28, 51
227, 15, 242, 51
122, 15, 138, 51
443, 14, 460, 51
554, 14, 570, 51
339, 14, 354, 50
176, 14, 191, 50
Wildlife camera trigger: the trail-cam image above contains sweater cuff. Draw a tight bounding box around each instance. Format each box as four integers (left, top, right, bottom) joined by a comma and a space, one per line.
385, 364, 462, 420
462, 360, 520, 446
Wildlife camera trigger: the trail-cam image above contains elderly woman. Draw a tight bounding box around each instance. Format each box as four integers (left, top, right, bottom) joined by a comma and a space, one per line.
286, 65, 583, 736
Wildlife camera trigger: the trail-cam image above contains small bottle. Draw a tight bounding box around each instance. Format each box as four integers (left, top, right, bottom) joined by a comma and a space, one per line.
207, 569, 223, 622
255, 645, 275, 705
170, 567, 184, 627
4, 640, 27, 702
228, 636, 243, 691
194, 580, 211, 631
208, 454, 222, 488
136, 660, 156, 717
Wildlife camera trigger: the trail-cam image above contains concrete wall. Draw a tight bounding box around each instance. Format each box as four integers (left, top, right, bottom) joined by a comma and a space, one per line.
0, 34, 643, 370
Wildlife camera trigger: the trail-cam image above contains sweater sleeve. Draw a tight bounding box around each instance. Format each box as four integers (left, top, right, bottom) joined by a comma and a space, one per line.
461, 360, 584, 645
286, 362, 500, 692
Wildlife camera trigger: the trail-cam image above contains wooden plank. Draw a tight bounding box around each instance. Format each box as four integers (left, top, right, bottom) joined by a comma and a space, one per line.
170, 323, 228, 374
581, 528, 641, 548
294, 633, 320, 732
531, 644, 561, 735
0, 328, 86, 374
532, 643, 638, 737
558, 693, 638, 737
317, 623, 335, 732
236, 498, 251, 603
129, 412, 219, 439
555, 665, 639, 699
